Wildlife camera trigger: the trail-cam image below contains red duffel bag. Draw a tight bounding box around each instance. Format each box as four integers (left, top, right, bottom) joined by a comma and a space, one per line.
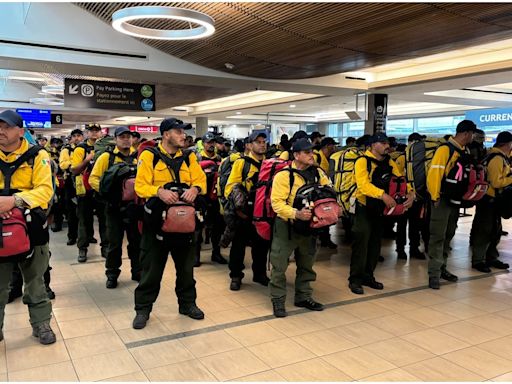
0, 208, 33, 261
161, 202, 196, 234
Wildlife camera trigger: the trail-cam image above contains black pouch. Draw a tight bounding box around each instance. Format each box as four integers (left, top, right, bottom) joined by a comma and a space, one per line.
27, 207, 49, 246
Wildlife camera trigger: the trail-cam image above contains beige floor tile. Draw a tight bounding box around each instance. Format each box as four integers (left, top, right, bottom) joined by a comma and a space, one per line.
491, 371, 512, 381
199, 348, 270, 381
52, 304, 103, 322
162, 316, 217, 334
401, 306, 459, 327
436, 320, 502, 345
367, 313, 428, 336
360, 368, 422, 381
224, 322, 287, 347
235, 370, 286, 382
96, 297, 135, 315
72, 350, 141, 381
3, 300, 26, 315
64, 330, 126, 360
401, 328, 471, 355
227, 291, 269, 307
207, 307, 256, 325
301, 306, 361, 328
248, 338, 315, 368
457, 296, 512, 313
265, 315, 324, 337
3, 313, 30, 331
105, 311, 134, 330
58, 315, 113, 339
402, 356, 486, 381
275, 357, 352, 381
130, 339, 195, 370
196, 295, 241, 313
363, 338, 435, 367
401, 290, 449, 306
478, 335, 512, 357
342, 301, 394, 320
495, 308, 512, 320
7, 361, 78, 381
430, 300, 488, 320
6, 341, 70, 372
329, 321, 394, 346
0, 373, 5, 381
443, 346, 512, 379
181, 330, 242, 358
99, 371, 149, 382
465, 313, 512, 336
0, 347, 6, 374
50, 292, 96, 309
117, 318, 170, 343
322, 347, 397, 379
293, 328, 357, 356
144, 359, 217, 382
372, 296, 421, 313
245, 303, 273, 317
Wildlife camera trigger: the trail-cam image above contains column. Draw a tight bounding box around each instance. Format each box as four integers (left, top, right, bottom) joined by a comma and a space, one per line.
195, 116, 208, 138
364, 94, 388, 135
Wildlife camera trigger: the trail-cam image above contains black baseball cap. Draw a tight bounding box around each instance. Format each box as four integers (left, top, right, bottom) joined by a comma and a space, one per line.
495, 131, 512, 145
292, 138, 314, 152
369, 133, 390, 144
310, 131, 325, 140
131, 131, 141, 139
71, 129, 84, 136
202, 132, 216, 143
408, 132, 423, 142
248, 131, 267, 143
291, 130, 309, 142
320, 137, 339, 147
456, 120, 478, 133
0, 110, 23, 128
85, 123, 102, 131
160, 118, 192, 134
114, 126, 131, 137
50, 137, 63, 144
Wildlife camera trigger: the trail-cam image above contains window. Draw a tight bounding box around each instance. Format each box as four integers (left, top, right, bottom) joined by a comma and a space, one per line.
416, 116, 464, 135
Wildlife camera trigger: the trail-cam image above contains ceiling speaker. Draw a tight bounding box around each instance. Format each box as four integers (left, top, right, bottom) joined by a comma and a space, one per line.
345, 111, 364, 120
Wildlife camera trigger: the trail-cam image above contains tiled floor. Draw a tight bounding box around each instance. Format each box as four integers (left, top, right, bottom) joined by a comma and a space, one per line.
1, 212, 512, 381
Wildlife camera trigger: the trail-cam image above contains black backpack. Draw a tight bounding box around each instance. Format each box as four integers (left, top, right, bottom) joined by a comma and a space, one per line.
98, 152, 137, 203
363, 155, 393, 216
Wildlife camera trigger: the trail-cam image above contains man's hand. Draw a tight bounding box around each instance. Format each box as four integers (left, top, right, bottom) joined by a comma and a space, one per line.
85, 152, 94, 162
382, 193, 397, 209
181, 187, 199, 203
296, 207, 312, 221
157, 188, 179, 205
433, 200, 440, 208
404, 192, 416, 209
0, 196, 16, 218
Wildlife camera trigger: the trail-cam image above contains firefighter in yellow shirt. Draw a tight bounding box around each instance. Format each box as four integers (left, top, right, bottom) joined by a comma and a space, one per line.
0, 110, 56, 345
269, 138, 331, 317
471, 131, 512, 273
90, 127, 139, 289
349, 133, 415, 295
132, 118, 206, 330
59, 129, 83, 245
427, 120, 477, 289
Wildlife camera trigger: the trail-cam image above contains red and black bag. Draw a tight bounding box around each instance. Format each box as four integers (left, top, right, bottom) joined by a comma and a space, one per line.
384, 176, 408, 216
199, 159, 220, 201
0, 208, 33, 261
161, 201, 196, 234
253, 158, 291, 240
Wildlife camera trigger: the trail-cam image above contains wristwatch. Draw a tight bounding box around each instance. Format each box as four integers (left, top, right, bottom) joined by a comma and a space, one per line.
13, 194, 26, 209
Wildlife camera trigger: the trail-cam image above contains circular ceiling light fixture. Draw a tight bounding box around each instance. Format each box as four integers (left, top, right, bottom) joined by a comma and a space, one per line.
112, 6, 215, 40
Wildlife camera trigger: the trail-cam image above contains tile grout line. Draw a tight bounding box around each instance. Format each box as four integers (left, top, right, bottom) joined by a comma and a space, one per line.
125, 270, 509, 349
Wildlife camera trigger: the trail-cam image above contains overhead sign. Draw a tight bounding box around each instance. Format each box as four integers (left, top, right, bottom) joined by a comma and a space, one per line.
51, 113, 62, 125
16, 108, 51, 128
64, 79, 156, 112
465, 108, 512, 127
129, 125, 159, 133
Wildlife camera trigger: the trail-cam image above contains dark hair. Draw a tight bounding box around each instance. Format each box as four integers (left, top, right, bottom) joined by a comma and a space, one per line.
346, 137, 356, 145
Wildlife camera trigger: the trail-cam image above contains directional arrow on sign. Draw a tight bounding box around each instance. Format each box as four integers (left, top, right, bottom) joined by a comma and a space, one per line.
68, 85, 79, 94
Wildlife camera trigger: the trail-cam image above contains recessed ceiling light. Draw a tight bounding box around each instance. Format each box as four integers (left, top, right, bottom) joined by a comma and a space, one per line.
236, 111, 242, 115
289, 104, 296, 108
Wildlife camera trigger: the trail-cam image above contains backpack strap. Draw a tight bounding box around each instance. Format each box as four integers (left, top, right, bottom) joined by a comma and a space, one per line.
0, 145, 43, 196
241, 156, 261, 184
145, 147, 191, 184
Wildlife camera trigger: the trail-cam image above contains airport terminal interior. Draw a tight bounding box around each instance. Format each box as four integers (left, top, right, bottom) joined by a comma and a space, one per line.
2, 2, 512, 382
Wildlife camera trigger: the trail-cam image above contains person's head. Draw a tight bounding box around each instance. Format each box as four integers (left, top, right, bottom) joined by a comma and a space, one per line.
224, 141, 232, 151
0, 110, 25, 150
310, 131, 325, 145
85, 123, 102, 141
234, 139, 244, 153
202, 132, 217, 153
408, 132, 423, 143
160, 118, 192, 149
70, 128, 84, 145
248, 131, 267, 156
494, 131, 512, 155
473, 128, 485, 145
388, 137, 398, 151
455, 120, 477, 146
114, 126, 133, 151
292, 138, 315, 167
355, 134, 371, 149
280, 133, 289, 143
185, 135, 194, 148
369, 133, 390, 158
346, 137, 356, 146
50, 137, 63, 149
215, 136, 226, 152
131, 131, 141, 147
37, 136, 48, 147
291, 130, 309, 143
320, 137, 339, 156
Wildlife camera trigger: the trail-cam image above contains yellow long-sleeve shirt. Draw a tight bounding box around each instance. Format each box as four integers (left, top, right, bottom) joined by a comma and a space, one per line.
199, 150, 220, 162
89, 147, 137, 192
427, 137, 465, 202
71, 139, 95, 173
0, 138, 53, 210
395, 153, 406, 174
224, 152, 263, 198
485, 147, 512, 198
59, 144, 75, 171
314, 149, 330, 174
271, 163, 332, 220
354, 150, 405, 206
134, 144, 206, 199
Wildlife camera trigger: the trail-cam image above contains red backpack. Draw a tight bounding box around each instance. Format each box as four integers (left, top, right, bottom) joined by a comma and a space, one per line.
253, 158, 292, 240
199, 159, 220, 201
384, 176, 408, 216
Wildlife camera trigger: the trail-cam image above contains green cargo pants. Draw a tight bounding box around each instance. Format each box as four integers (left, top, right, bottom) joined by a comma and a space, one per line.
428, 198, 459, 278
77, 192, 108, 254
471, 196, 501, 264
0, 244, 52, 330
269, 218, 317, 302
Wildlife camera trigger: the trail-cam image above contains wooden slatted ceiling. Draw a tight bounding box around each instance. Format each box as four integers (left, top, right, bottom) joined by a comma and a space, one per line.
76, 2, 512, 79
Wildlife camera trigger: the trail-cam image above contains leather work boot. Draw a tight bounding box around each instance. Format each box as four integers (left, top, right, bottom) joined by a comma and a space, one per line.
294, 298, 324, 311
132, 313, 149, 329
77, 249, 87, 263
179, 304, 205, 320
271, 299, 287, 318
429, 277, 440, 290
106, 277, 118, 289
32, 322, 56, 345
230, 277, 242, 291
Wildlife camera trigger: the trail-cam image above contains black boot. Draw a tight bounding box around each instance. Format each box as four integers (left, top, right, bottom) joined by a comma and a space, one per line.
271, 299, 287, 317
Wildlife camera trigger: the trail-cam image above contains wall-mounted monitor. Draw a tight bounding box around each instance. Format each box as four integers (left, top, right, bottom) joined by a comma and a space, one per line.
16, 108, 51, 128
